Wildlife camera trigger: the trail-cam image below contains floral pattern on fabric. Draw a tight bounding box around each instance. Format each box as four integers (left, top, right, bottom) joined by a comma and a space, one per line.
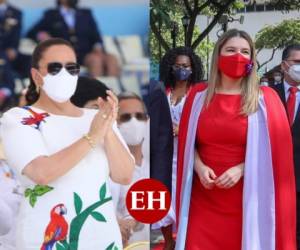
21, 106, 49, 130
40, 183, 119, 250
25, 185, 54, 207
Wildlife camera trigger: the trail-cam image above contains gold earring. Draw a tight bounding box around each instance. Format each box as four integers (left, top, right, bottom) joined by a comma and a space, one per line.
36, 85, 40, 93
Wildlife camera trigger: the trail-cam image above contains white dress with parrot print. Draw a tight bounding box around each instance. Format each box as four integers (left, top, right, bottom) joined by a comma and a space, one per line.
0, 106, 124, 250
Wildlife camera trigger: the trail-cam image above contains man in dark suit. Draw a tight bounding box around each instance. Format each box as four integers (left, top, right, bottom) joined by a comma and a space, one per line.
0, 0, 22, 110
270, 44, 300, 249
148, 79, 173, 195
27, 0, 119, 77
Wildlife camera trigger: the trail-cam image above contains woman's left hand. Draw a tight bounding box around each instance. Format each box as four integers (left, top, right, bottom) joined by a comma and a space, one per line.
215, 163, 244, 189
105, 90, 119, 123
102, 90, 118, 137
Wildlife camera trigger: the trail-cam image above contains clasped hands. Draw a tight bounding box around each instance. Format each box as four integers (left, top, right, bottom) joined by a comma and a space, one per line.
196, 162, 244, 189
88, 90, 119, 145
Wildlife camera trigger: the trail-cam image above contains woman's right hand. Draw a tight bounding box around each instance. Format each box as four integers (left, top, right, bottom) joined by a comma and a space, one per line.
197, 165, 217, 189
194, 151, 216, 189
88, 96, 114, 145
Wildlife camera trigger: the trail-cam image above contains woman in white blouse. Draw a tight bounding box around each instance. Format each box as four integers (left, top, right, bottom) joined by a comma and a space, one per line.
0, 38, 134, 250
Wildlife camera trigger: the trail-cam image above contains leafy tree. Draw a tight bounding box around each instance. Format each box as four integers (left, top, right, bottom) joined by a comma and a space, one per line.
150, 0, 300, 77
269, 0, 300, 10
150, 0, 242, 52
255, 19, 300, 70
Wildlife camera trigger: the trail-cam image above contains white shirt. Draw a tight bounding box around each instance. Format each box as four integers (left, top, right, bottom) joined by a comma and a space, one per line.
60, 6, 75, 29
260, 82, 269, 87
0, 107, 124, 249
0, 161, 21, 250
284, 80, 300, 121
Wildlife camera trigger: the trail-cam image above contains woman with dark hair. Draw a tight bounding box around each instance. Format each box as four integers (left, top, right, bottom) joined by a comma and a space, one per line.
70, 76, 109, 108
0, 38, 134, 250
152, 46, 204, 249
176, 29, 296, 250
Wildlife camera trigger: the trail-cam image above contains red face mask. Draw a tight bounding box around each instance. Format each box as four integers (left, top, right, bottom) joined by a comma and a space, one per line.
218, 53, 253, 79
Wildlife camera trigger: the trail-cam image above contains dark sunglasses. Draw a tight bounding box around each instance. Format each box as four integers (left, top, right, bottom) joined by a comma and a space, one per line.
119, 112, 148, 123
47, 62, 80, 76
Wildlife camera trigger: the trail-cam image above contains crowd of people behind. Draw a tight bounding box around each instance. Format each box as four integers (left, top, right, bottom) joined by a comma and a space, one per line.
0, 0, 128, 113
0, 0, 300, 248
0, 39, 150, 249
0, 0, 150, 248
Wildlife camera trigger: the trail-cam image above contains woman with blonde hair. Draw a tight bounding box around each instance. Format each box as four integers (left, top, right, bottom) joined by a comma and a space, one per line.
175, 29, 296, 250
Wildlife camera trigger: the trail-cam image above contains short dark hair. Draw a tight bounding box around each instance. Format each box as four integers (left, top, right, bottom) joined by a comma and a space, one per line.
26, 38, 75, 105
282, 44, 300, 61
118, 92, 147, 113
71, 76, 109, 107
159, 46, 204, 89
56, 0, 79, 8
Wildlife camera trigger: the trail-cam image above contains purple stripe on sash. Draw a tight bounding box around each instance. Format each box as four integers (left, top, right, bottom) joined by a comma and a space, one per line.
176, 92, 276, 250
176, 91, 206, 250
242, 96, 275, 250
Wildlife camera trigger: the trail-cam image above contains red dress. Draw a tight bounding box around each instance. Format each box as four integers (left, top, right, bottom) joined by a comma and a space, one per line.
186, 94, 248, 250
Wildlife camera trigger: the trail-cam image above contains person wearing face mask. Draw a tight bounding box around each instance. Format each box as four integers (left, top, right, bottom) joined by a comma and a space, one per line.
175, 30, 296, 250
270, 44, 300, 248
116, 92, 150, 246
151, 47, 204, 249
27, 0, 120, 77
260, 76, 269, 86
273, 71, 283, 86
0, 38, 134, 250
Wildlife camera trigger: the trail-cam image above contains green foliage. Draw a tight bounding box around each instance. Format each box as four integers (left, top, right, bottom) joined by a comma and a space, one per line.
99, 182, 107, 200
74, 193, 83, 215
29, 195, 37, 207
106, 242, 119, 250
255, 19, 300, 50
25, 185, 54, 207
67, 183, 112, 250
49, 182, 112, 250
150, 0, 242, 73
149, 12, 214, 72
56, 243, 65, 250
270, 0, 300, 10
91, 211, 106, 222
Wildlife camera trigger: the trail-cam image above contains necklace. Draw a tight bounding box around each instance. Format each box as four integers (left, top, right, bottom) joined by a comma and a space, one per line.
170, 90, 184, 106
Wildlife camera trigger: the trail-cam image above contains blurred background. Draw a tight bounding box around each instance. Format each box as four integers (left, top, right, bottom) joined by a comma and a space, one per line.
0, 0, 149, 112
150, 0, 300, 82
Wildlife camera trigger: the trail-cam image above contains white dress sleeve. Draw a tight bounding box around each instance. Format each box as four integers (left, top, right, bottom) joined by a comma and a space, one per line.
0, 108, 49, 183
0, 198, 13, 236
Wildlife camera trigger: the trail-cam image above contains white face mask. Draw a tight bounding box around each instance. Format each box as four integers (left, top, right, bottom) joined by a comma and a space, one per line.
274, 76, 282, 82
42, 68, 78, 103
260, 81, 268, 86
119, 117, 147, 146
287, 64, 300, 82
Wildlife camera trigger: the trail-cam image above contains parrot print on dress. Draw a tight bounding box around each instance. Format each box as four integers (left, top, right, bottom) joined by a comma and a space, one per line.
41, 204, 68, 250
21, 106, 49, 130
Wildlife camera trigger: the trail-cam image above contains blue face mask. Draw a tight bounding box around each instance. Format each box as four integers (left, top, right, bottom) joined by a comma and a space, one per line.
172, 67, 192, 81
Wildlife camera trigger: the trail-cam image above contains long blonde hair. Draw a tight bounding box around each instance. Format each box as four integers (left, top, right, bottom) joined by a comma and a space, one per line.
206, 29, 259, 115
